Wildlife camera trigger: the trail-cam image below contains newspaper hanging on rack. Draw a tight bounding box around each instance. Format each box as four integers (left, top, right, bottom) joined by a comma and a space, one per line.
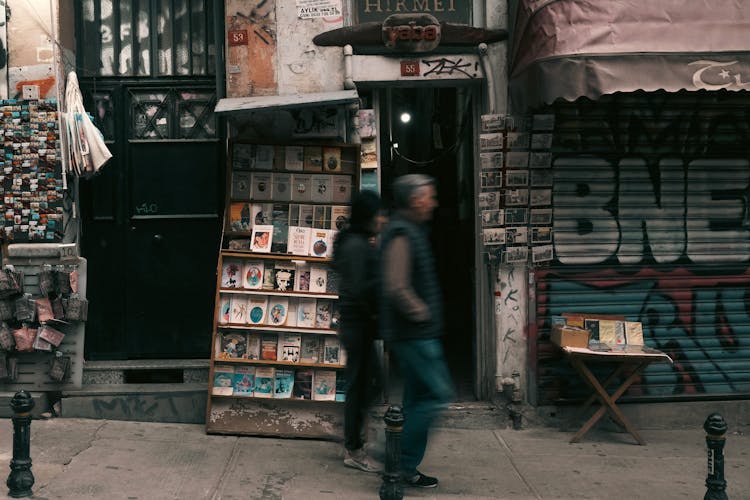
62, 71, 112, 178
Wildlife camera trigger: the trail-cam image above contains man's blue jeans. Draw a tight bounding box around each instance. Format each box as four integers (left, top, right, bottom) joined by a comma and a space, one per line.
390, 338, 455, 476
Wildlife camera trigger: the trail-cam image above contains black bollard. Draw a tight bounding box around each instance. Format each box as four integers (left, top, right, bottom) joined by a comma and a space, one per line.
379, 405, 404, 500
6, 390, 35, 498
704, 413, 728, 500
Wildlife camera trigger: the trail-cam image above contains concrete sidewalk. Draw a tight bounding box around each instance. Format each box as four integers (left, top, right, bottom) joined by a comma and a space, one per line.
1, 410, 748, 500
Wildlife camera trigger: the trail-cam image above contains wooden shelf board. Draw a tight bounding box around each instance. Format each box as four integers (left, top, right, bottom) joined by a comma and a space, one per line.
210, 394, 342, 403
212, 357, 345, 369
219, 288, 338, 299
218, 323, 337, 335
221, 250, 331, 262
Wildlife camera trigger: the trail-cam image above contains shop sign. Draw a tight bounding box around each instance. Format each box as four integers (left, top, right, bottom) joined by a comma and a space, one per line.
383, 14, 440, 52
357, 0, 470, 24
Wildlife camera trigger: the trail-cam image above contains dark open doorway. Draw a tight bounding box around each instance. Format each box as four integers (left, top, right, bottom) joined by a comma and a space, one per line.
373, 85, 477, 400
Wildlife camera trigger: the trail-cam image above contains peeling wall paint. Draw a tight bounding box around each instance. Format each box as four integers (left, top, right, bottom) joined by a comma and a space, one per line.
276, 1, 344, 95
226, 0, 278, 97
6, 0, 56, 98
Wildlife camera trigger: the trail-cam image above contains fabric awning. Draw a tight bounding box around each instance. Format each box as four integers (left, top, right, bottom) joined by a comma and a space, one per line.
215, 90, 359, 119
509, 0, 750, 110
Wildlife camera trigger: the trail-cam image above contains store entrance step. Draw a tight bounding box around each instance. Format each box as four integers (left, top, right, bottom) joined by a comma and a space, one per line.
60, 383, 207, 424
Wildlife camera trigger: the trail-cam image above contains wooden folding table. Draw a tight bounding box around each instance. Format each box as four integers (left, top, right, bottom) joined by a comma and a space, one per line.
561, 345, 673, 445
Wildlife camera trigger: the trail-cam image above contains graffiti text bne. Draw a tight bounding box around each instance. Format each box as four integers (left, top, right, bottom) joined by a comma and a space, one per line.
553, 157, 750, 265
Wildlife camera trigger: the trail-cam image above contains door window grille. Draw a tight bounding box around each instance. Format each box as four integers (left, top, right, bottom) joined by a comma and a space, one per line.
78, 0, 215, 77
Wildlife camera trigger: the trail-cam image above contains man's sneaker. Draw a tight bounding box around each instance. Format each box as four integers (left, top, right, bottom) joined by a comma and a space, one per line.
403, 471, 438, 488
344, 448, 383, 473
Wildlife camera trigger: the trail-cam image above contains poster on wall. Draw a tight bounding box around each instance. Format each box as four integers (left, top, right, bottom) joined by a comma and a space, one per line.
297, 0, 342, 19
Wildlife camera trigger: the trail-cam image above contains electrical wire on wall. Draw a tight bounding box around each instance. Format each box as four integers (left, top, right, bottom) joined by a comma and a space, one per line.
390, 91, 474, 166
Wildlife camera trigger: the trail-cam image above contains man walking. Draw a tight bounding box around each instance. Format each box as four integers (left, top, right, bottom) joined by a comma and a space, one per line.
380, 174, 455, 489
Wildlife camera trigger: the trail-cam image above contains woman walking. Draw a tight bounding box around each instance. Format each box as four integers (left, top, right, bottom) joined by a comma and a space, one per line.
332, 190, 385, 473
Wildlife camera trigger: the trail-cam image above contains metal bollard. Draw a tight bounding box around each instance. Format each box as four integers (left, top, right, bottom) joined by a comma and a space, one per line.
6, 390, 35, 498
704, 413, 728, 500
379, 405, 404, 500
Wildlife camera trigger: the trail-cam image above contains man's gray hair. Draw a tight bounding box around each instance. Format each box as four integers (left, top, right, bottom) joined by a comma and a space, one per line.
392, 174, 436, 209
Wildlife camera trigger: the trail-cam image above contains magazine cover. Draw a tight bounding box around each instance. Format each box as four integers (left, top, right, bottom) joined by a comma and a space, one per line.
303, 146, 323, 171
250, 224, 274, 253
246, 332, 261, 360
274, 369, 295, 399
267, 298, 289, 326
625, 321, 644, 345
231, 171, 252, 201
212, 366, 235, 396
233, 366, 255, 397
251, 172, 273, 201
253, 367, 275, 398
227, 202, 253, 232
310, 175, 333, 203
271, 204, 290, 254
242, 261, 264, 289
260, 333, 278, 361
297, 298, 317, 328
315, 299, 333, 329
221, 259, 242, 288
273, 172, 292, 202
323, 336, 341, 365
219, 332, 247, 359
331, 205, 351, 231
291, 174, 312, 202
218, 295, 231, 324
292, 369, 314, 399
322, 147, 342, 172
277, 333, 302, 363
230, 295, 247, 324
288, 226, 311, 256
294, 263, 311, 292
262, 264, 276, 290
309, 265, 328, 293
332, 177, 352, 203
313, 205, 332, 230
284, 145, 304, 171
273, 264, 296, 292
246, 296, 268, 325
298, 204, 314, 227
312, 370, 336, 401
300, 334, 322, 363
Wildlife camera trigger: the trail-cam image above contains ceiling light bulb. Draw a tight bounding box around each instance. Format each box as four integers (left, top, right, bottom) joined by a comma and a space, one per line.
400, 112, 411, 124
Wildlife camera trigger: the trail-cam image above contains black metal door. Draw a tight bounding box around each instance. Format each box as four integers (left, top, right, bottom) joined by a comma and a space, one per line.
80, 84, 222, 359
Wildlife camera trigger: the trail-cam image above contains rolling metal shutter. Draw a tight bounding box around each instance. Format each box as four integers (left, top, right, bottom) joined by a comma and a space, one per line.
535, 91, 750, 404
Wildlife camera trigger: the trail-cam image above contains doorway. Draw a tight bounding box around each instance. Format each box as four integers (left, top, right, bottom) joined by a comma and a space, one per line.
372, 85, 478, 399
78, 84, 223, 359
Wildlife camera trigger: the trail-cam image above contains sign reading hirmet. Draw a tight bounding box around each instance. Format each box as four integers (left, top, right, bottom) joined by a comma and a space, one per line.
357, 0, 470, 24
383, 14, 441, 52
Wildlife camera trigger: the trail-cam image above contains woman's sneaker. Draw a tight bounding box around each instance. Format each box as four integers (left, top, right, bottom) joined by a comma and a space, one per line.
403, 471, 438, 488
343, 448, 383, 473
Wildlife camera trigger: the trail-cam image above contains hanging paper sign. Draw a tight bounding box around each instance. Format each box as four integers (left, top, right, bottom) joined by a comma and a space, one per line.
297, 0, 342, 19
